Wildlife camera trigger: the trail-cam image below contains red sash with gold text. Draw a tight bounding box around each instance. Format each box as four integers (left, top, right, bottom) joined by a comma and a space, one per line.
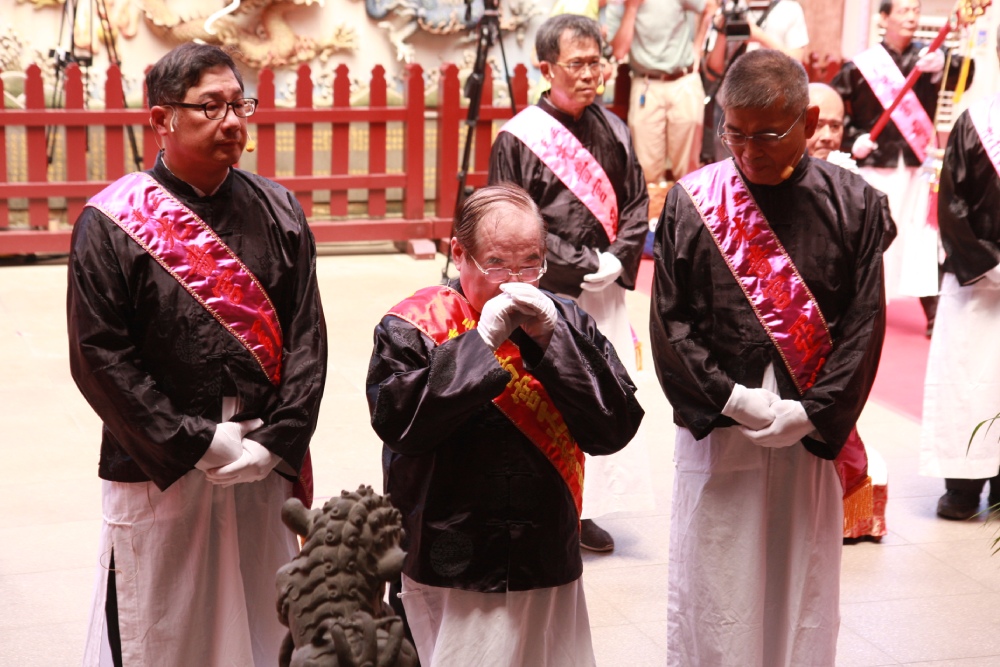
86, 172, 314, 506
678, 160, 871, 514
969, 95, 1000, 180
388, 285, 586, 516
853, 45, 936, 163
500, 105, 619, 243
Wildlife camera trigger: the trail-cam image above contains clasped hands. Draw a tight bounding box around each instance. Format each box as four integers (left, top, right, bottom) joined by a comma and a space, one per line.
721, 384, 815, 448
478, 283, 559, 351
195, 418, 281, 486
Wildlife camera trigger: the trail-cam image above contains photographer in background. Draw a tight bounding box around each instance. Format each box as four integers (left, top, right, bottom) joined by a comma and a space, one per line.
700, 0, 810, 163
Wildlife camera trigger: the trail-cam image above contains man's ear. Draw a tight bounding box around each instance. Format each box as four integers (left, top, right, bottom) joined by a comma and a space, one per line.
539, 61, 554, 80
803, 105, 821, 139
149, 106, 172, 136
450, 237, 465, 264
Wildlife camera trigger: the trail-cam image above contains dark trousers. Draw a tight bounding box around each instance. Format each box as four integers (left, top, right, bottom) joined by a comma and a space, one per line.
105, 550, 123, 667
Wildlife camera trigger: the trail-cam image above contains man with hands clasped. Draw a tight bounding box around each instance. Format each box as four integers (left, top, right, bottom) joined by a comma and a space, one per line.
651, 50, 888, 666
366, 184, 643, 667
68, 43, 327, 667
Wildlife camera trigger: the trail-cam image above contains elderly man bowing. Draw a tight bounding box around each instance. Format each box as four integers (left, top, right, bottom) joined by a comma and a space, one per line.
366, 184, 644, 667
651, 50, 888, 666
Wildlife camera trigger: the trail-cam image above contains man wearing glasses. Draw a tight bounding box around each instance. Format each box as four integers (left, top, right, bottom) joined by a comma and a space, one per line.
650, 50, 888, 665
366, 184, 643, 666
68, 43, 327, 666
489, 13, 653, 554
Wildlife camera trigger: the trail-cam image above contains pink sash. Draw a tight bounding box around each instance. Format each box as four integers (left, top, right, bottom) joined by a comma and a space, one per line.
678, 160, 831, 393
85, 172, 284, 385
679, 160, 871, 509
969, 96, 1000, 180
500, 105, 619, 243
853, 45, 936, 162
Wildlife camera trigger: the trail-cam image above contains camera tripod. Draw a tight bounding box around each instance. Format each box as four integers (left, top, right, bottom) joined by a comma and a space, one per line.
440, 0, 518, 283
47, 0, 141, 172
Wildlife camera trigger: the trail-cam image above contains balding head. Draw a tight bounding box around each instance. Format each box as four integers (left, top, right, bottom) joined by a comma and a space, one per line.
806, 83, 845, 159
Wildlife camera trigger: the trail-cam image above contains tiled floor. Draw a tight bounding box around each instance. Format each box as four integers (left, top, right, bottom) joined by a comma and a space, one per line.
2, 248, 1000, 666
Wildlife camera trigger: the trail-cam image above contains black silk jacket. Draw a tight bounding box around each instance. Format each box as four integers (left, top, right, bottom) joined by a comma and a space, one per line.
651, 156, 887, 459
832, 40, 973, 168
366, 283, 644, 592
67, 157, 328, 490
939, 107, 1000, 284
488, 95, 650, 297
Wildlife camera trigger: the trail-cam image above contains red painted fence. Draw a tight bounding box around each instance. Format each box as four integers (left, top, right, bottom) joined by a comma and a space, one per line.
0, 61, 631, 256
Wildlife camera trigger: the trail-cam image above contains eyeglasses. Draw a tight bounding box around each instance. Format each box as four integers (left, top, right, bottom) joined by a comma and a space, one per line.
164, 98, 258, 120
469, 254, 547, 283
718, 108, 807, 147
553, 60, 602, 76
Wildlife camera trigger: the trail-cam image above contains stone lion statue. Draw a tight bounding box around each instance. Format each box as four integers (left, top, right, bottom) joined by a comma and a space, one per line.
276, 485, 418, 667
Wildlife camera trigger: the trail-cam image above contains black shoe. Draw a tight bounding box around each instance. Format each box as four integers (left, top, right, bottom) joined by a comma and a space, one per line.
580, 519, 614, 552
936, 490, 980, 520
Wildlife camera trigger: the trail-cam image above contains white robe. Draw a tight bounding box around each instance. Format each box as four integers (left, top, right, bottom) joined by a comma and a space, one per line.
573, 283, 656, 518
920, 273, 1000, 479
82, 471, 298, 667
860, 162, 939, 299
667, 425, 843, 667
399, 574, 595, 667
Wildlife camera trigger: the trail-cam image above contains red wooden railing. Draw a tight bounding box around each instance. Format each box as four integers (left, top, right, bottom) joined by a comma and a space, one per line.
0, 61, 631, 256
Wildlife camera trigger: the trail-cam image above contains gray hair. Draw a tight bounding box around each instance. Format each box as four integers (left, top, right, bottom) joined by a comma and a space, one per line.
454, 184, 546, 257
146, 43, 244, 107
535, 14, 602, 64
718, 49, 809, 114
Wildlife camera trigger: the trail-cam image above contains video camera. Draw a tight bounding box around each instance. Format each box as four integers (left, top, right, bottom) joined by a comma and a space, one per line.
720, 0, 776, 42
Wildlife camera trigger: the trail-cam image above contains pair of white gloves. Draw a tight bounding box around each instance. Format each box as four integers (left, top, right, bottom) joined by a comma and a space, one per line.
721, 383, 816, 448
851, 47, 945, 160
478, 282, 559, 351
195, 418, 280, 486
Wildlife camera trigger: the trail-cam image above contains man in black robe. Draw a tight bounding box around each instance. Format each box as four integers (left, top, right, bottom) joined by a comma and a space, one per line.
68, 44, 327, 667
832, 0, 973, 334
366, 184, 643, 666
651, 49, 888, 665
919, 29, 1000, 519
488, 13, 651, 552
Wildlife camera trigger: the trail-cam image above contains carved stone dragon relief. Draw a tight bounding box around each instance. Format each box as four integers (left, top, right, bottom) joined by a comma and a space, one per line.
361, 0, 542, 63
15, 0, 359, 70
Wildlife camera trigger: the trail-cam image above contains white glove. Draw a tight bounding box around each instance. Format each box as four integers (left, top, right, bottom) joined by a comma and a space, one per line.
721, 383, 779, 430
204, 438, 281, 486
851, 134, 878, 160
983, 263, 1000, 286
195, 418, 264, 471
826, 150, 860, 175
915, 47, 945, 75
477, 292, 530, 350
581, 251, 624, 292
500, 282, 559, 349
739, 399, 815, 448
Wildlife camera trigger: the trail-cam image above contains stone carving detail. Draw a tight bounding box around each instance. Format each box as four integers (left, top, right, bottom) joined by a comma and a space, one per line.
276, 485, 418, 667
362, 0, 542, 63
135, 0, 357, 69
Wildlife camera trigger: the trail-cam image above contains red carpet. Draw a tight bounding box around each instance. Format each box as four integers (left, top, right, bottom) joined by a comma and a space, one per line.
635, 258, 928, 421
